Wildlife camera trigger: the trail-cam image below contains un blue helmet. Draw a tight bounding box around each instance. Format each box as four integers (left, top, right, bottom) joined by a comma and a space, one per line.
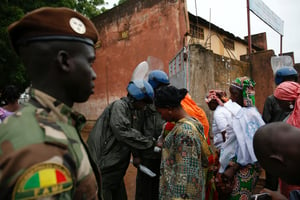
275, 67, 298, 85
148, 70, 170, 89
127, 80, 154, 102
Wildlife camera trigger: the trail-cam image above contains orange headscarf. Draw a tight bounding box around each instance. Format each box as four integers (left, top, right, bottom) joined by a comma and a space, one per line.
181, 93, 210, 140
274, 81, 300, 128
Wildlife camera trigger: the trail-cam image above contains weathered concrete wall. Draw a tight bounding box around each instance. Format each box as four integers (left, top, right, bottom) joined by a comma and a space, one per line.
249, 50, 275, 114
294, 63, 300, 80
187, 46, 276, 139
245, 32, 268, 50
187, 44, 250, 127
74, 0, 189, 122
169, 45, 274, 137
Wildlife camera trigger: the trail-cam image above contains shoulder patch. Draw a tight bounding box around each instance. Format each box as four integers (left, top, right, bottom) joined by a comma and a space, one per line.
13, 163, 73, 200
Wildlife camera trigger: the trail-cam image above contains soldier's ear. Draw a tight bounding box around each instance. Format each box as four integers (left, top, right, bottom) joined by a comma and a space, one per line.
57, 50, 71, 72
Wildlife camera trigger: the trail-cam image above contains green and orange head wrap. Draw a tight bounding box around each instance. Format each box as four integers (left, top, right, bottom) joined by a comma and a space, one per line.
231, 76, 256, 107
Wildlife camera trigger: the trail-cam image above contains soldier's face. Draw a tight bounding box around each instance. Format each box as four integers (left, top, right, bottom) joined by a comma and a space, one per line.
67, 43, 97, 103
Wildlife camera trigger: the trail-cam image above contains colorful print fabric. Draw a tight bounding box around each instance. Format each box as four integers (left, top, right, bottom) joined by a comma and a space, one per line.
159, 117, 207, 200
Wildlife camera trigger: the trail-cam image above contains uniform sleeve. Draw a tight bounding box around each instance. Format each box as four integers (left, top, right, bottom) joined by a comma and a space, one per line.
0, 119, 98, 200
0, 141, 99, 200
109, 100, 154, 150
0, 142, 73, 199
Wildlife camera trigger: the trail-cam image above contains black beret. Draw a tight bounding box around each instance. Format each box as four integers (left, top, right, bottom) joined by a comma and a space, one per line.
8, 7, 99, 52
154, 85, 188, 108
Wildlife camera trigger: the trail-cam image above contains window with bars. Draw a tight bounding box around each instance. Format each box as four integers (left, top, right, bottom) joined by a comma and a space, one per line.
224, 38, 235, 50
190, 24, 204, 40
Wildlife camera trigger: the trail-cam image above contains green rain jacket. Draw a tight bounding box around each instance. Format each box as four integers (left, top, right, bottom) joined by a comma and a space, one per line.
262, 94, 290, 123
87, 97, 155, 189
0, 89, 101, 200
139, 104, 165, 160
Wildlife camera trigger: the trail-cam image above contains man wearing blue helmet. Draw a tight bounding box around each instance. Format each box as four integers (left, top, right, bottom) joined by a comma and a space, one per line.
148, 69, 170, 89
262, 66, 298, 191
87, 80, 156, 200
133, 70, 170, 200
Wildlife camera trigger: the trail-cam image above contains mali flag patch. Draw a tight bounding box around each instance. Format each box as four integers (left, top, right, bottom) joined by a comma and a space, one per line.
13, 163, 73, 200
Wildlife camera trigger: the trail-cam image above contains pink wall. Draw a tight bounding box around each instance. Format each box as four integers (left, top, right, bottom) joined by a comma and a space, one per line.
74, 0, 189, 120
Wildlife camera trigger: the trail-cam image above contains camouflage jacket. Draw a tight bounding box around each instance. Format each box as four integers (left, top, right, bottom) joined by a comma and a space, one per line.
0, 89, 101, 200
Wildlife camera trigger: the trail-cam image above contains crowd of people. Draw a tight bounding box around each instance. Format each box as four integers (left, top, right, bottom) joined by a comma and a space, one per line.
0, 85, 21, 123
0, 6, 299, 200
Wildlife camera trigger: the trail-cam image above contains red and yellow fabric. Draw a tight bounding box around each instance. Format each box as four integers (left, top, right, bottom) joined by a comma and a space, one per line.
24, 168, 67, 189
162, 121, 175, 138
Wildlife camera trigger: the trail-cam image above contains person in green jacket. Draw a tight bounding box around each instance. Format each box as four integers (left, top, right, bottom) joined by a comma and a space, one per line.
87, 80, 156, 200
0, 7, 102, 200
134, 70, 170, 200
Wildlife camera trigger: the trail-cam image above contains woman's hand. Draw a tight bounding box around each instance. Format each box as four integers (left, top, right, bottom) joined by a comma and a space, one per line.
156, 134, 164, 148
132, 157, 141, 168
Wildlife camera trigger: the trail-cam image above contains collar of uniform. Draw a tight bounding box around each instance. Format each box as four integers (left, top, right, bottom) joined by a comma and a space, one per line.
121, 96, 135, 110
147, 104, 156, 112
29, 88, 86, 130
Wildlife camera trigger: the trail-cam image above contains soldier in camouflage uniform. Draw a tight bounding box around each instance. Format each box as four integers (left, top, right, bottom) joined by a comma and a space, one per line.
87, 80, 156, 200
0, 7, 102, 200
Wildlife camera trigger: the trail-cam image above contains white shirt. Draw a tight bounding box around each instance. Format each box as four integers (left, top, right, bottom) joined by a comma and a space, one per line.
212, 101, 235, 149
218, 100, 265, 173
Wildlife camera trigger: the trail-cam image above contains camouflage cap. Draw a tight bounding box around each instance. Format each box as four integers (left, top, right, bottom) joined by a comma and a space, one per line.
8, 7, 99, 52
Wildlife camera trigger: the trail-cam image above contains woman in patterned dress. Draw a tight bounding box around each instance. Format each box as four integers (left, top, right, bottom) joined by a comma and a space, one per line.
154, 85, 212, 200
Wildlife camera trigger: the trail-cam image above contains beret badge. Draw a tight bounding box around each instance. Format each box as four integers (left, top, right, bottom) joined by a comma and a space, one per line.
69, 17, 86, 34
